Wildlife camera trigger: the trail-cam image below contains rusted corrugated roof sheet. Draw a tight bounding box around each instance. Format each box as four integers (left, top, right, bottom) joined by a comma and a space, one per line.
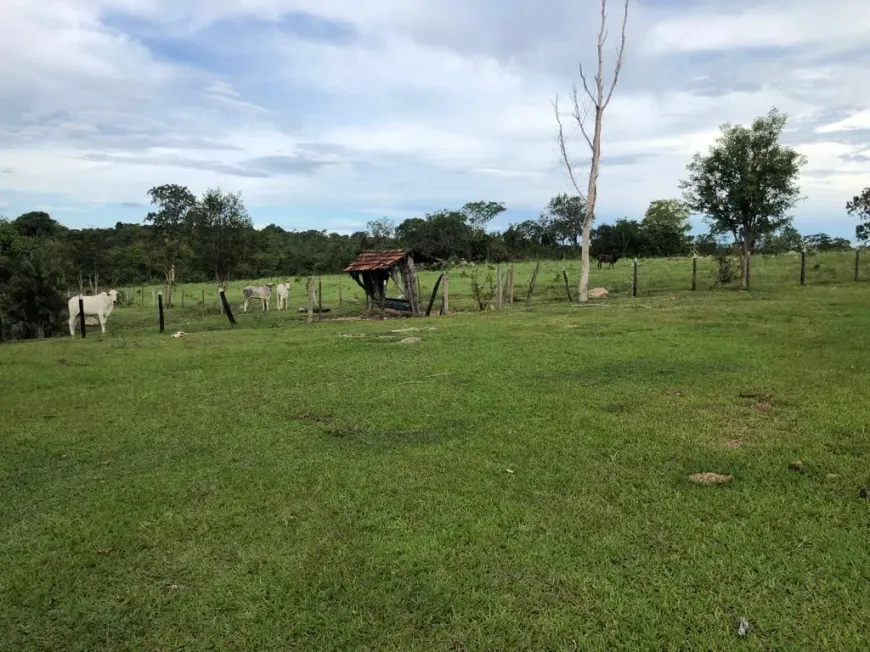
344, 249, 410, 272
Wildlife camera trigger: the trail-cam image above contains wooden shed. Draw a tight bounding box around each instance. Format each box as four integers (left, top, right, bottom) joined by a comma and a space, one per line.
344, 249, 438, 316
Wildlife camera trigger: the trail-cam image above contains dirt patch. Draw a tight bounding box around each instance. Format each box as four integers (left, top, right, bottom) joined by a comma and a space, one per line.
55, 359, 72, 366
688, 472, 733, 485
398, 337, 422, 344
754, 400, 774, 413
663, 389, 683, 397
724, 439, 742, 448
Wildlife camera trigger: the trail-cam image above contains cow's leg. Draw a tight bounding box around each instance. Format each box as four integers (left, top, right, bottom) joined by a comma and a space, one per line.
98, 312, 107, 334
243, 298, 248, 313
69, 314, 77, 336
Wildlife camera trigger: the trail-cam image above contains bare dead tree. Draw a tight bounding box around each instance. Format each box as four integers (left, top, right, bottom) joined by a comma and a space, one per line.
554, 0, 629, 302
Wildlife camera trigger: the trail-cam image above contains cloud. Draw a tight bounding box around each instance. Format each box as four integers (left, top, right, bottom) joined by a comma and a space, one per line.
0, 0, 868, 236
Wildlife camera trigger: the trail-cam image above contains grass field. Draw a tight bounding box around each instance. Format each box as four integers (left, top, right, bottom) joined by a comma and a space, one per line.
2, 253, 870, 650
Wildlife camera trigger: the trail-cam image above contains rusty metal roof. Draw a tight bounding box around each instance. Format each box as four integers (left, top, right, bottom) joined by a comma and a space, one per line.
344, 249, 411, 272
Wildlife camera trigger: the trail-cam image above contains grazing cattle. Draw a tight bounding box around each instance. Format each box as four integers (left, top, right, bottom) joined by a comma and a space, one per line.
276, 282, 290, 310
242, 284, 273, 312
68, 290, 118, 336
597, 254, 619, 269
588, 287, 609, 299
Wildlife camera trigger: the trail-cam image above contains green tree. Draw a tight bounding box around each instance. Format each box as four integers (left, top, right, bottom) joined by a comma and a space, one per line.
187, 188, 254, 283
366, 217, 396, 248
144, 184, 196, 307
13, 211, 64, 239
642, 199, 691, 256
461, 201, 506, 231
846, 187, 870, 243
545, 194, 586, 247
680, 107, 807, 289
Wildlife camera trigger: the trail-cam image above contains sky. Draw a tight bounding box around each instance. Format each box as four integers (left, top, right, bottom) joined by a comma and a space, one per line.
0, 0, 868, 237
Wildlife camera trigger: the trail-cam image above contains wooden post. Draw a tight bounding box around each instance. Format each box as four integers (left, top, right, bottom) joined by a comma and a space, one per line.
157, 292, 164, 333
800, 250, 806, 286
691, 255, 697, 291
509, 264, 514, 306
496, 263, 503, 310
307, 277, 314, 323
218, 288, 236, 327
562, 269, 573, 302
855, 248, 860, 282
525, 260, 541, 307
425, 273, 444, 317
441, 270, 449, 315
338, 278, 343, 306
632, 258, 638, 298
78, 297, 86, 338
318, 277, 323, 322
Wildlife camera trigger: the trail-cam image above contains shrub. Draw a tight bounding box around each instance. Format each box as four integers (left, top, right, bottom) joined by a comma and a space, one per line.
0, 252, 66, 340
712, 253, 736, 286
469, 268, 495, 311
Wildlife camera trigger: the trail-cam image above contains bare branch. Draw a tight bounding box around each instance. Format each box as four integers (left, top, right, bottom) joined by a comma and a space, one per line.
603, 0, 629, 109
570, 86, 594, 152
577, 63, 596, 105
553, 96, 587, 199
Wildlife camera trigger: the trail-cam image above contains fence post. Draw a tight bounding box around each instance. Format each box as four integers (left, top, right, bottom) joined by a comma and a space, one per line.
78, 297, 86, 338
441, 270, 449, 315
526, 260, 541, 307
425, 273, 444, 317
691, 255, 697, 291
157, 292, 165, 333
855, 248, 860, 282
562, 269, 573, 302
338, 278, 343, 306
496, 263, 502, 310
318, 277, 323, 322
218, 287, 236, 327
509, 264, 514, 306
307, 277, 314, 323
800, 250, 806, 286
632, 258, 638, 297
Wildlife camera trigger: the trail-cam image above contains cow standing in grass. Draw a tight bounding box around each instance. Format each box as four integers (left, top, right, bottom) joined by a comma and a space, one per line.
597, 254, 619, 269
242, 284, 273, 312
68, 290, 118, 335
276, 282, 290, 310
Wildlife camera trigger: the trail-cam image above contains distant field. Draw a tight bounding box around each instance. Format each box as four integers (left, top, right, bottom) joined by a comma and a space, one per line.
2, 254, 870, 650
108, 251, 864, 330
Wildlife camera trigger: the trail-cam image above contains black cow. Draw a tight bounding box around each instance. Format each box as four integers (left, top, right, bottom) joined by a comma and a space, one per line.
597, 254, 619, 269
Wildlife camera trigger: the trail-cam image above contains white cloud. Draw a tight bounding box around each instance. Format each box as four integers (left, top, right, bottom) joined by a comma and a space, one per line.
0, 0, 868, 235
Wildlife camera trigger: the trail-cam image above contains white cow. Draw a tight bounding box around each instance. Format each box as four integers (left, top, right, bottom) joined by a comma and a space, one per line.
68, 290, 118, 335
276, 282, 291, 310
242, 284, 273, 312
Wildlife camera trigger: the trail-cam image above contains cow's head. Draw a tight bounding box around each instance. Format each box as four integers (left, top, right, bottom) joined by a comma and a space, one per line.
266, 283, 273, 289
108, 289, 118, 305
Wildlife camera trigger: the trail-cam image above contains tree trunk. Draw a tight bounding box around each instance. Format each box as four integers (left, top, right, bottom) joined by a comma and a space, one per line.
165, 263, 175, 308
578, 108, 604, 303
741, 233, 750, 290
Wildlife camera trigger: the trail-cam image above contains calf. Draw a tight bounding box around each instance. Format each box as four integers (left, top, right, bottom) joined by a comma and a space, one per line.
242, 284, 273, 312
68, 290, 118, 335
597, 254, 619, 269
276, 282, 290, 310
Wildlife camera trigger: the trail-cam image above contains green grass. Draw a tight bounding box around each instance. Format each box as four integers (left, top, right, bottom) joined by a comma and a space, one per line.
2, 255, 870, 650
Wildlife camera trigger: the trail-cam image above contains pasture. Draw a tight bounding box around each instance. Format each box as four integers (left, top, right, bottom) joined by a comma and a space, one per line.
2, 253, 870, 650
